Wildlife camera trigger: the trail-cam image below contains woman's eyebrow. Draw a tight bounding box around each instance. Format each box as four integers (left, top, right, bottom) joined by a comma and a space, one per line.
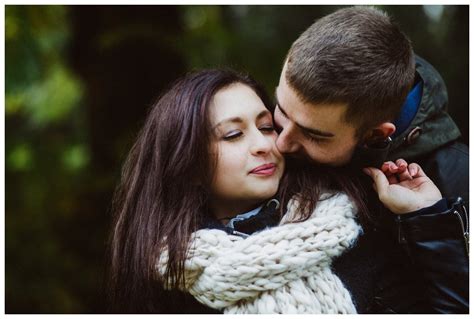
256, 109, 271, 120
213, 117, 243, 130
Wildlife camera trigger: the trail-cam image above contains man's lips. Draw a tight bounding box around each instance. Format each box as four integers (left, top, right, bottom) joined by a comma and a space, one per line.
249, 163, 277, 175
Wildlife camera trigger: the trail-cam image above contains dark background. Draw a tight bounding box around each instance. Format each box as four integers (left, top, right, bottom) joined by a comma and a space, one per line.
5, 5, 469, 313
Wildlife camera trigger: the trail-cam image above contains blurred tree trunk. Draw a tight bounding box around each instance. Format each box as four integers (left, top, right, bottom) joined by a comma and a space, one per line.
441, 6, 469, 145
67, 6, 186, 312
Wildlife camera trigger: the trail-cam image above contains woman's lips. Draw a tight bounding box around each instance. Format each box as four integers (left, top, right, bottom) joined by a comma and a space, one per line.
249, 163, 277, 176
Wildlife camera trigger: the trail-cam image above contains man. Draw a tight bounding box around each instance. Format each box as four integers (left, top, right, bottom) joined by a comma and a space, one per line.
274, 6, 468, 313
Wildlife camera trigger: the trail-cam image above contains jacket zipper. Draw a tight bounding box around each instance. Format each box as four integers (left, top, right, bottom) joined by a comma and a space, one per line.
453, 209, 469, 254
231, 229, 249, 238
397, 215, 407, 244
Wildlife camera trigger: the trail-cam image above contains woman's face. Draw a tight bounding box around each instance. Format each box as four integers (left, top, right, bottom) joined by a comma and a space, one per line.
209, 83, 285, 212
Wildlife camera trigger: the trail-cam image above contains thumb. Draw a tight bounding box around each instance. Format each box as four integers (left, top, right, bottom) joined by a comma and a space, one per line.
363, 167, 389, 197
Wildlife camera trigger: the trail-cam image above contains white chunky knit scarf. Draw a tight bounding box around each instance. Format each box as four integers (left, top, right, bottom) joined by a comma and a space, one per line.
157, 192, 362, 314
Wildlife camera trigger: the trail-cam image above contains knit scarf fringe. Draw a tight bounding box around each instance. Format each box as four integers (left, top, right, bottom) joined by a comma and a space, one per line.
157, 192, 362, 314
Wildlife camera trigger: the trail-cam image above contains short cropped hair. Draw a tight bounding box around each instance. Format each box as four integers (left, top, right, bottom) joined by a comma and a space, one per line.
286, 6, 415, 138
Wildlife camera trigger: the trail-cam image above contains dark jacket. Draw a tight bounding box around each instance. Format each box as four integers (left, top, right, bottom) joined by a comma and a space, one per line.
332, 195, 468, 314
384, 56, 469, 313
388, 56, 469, 203
335, 55, 469, 313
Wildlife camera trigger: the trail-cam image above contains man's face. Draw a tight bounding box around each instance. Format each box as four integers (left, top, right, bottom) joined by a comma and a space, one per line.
274, 63, 360, 166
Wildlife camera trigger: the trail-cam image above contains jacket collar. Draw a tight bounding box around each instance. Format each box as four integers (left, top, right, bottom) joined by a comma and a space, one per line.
388, 55, 461, 160
200, 198, 281, 238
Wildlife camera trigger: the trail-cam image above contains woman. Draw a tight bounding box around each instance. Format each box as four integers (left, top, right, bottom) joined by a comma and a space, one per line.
107, 69, 450, 314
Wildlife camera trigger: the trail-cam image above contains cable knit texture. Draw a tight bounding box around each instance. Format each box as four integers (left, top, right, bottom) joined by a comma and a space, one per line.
157, 192, 362, 314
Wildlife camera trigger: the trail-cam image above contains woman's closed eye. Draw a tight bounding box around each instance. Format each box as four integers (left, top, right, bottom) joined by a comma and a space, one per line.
259, 124, 275, 133
222, 124, 274, 141
223, 130, 242, 141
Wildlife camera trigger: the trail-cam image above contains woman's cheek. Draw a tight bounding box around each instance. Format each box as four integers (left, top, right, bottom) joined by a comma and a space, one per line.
219, 144, 246, 170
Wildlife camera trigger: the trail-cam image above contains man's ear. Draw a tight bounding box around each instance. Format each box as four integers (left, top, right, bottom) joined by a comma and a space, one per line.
365, 122, 396, 142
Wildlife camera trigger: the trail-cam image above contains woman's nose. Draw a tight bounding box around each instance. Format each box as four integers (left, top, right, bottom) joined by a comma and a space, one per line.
249, 131, 273, 155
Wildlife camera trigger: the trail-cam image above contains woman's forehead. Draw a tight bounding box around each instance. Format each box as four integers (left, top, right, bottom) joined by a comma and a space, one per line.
210, 83, 268, 124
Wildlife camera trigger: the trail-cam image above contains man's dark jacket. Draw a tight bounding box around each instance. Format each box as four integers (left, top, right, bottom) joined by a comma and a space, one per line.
389, 56, 469, 313
389, 56, 469, 203
333, 56, 468, 314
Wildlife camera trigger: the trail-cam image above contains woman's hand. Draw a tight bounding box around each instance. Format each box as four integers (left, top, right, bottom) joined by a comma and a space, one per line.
363, 159, 442, 214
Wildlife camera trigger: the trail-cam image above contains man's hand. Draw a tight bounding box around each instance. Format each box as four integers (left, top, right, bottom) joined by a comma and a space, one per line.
363, 160, 442, 214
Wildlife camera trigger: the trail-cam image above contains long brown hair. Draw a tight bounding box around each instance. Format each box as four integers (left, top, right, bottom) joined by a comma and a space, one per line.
107, 69, 274, 313
278, 157, 370, 226
107, 69, 369, 313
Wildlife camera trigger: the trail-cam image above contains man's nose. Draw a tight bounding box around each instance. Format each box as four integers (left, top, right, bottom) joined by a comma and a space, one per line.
276, 126, 300, 154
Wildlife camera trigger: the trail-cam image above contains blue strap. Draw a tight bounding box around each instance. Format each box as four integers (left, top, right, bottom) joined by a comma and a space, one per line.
391, 80, 423, 138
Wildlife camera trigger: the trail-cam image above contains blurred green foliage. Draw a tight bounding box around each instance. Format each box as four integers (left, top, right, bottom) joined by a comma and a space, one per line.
5, 5, 468, 313
6, 6, 83, 124
6, 5, 90, 313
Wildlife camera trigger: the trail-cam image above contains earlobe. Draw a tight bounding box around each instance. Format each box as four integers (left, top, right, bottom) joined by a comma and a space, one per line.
365, 122, 396, 145
377, 122, 396, 139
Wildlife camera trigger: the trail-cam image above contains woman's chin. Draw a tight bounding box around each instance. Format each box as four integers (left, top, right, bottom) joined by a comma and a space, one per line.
251, 184, 279, 201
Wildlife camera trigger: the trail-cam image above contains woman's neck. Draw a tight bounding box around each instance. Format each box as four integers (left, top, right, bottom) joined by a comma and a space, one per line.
210, 198, 264, 225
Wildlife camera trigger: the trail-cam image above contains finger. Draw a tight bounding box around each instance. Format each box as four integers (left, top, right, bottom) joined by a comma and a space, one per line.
380, 162, 399, 184
395, 158, 408, 172
408, 163, 426, 178
390, 163, 399, 173
381, 162, 391, 173
397, 168, 413, 182
395, 159, 412, 181
364, 167, 389, 197
387, 174, 399, 185
382, 161, 399, 173
377, 161, 412, 184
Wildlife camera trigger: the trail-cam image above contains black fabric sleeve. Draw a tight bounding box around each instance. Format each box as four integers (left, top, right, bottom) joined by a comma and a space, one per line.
396, 197, 469, 313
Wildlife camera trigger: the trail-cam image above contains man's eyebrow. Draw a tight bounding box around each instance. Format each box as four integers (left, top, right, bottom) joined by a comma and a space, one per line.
274, 91, 335, 138
213, 110, 271, 130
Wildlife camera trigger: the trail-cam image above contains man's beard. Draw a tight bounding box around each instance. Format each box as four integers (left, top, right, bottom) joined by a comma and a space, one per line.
282, 141, 390, 173
283, 150, 352, 169
283, 152, 324, 168
347, 140, 392, 170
